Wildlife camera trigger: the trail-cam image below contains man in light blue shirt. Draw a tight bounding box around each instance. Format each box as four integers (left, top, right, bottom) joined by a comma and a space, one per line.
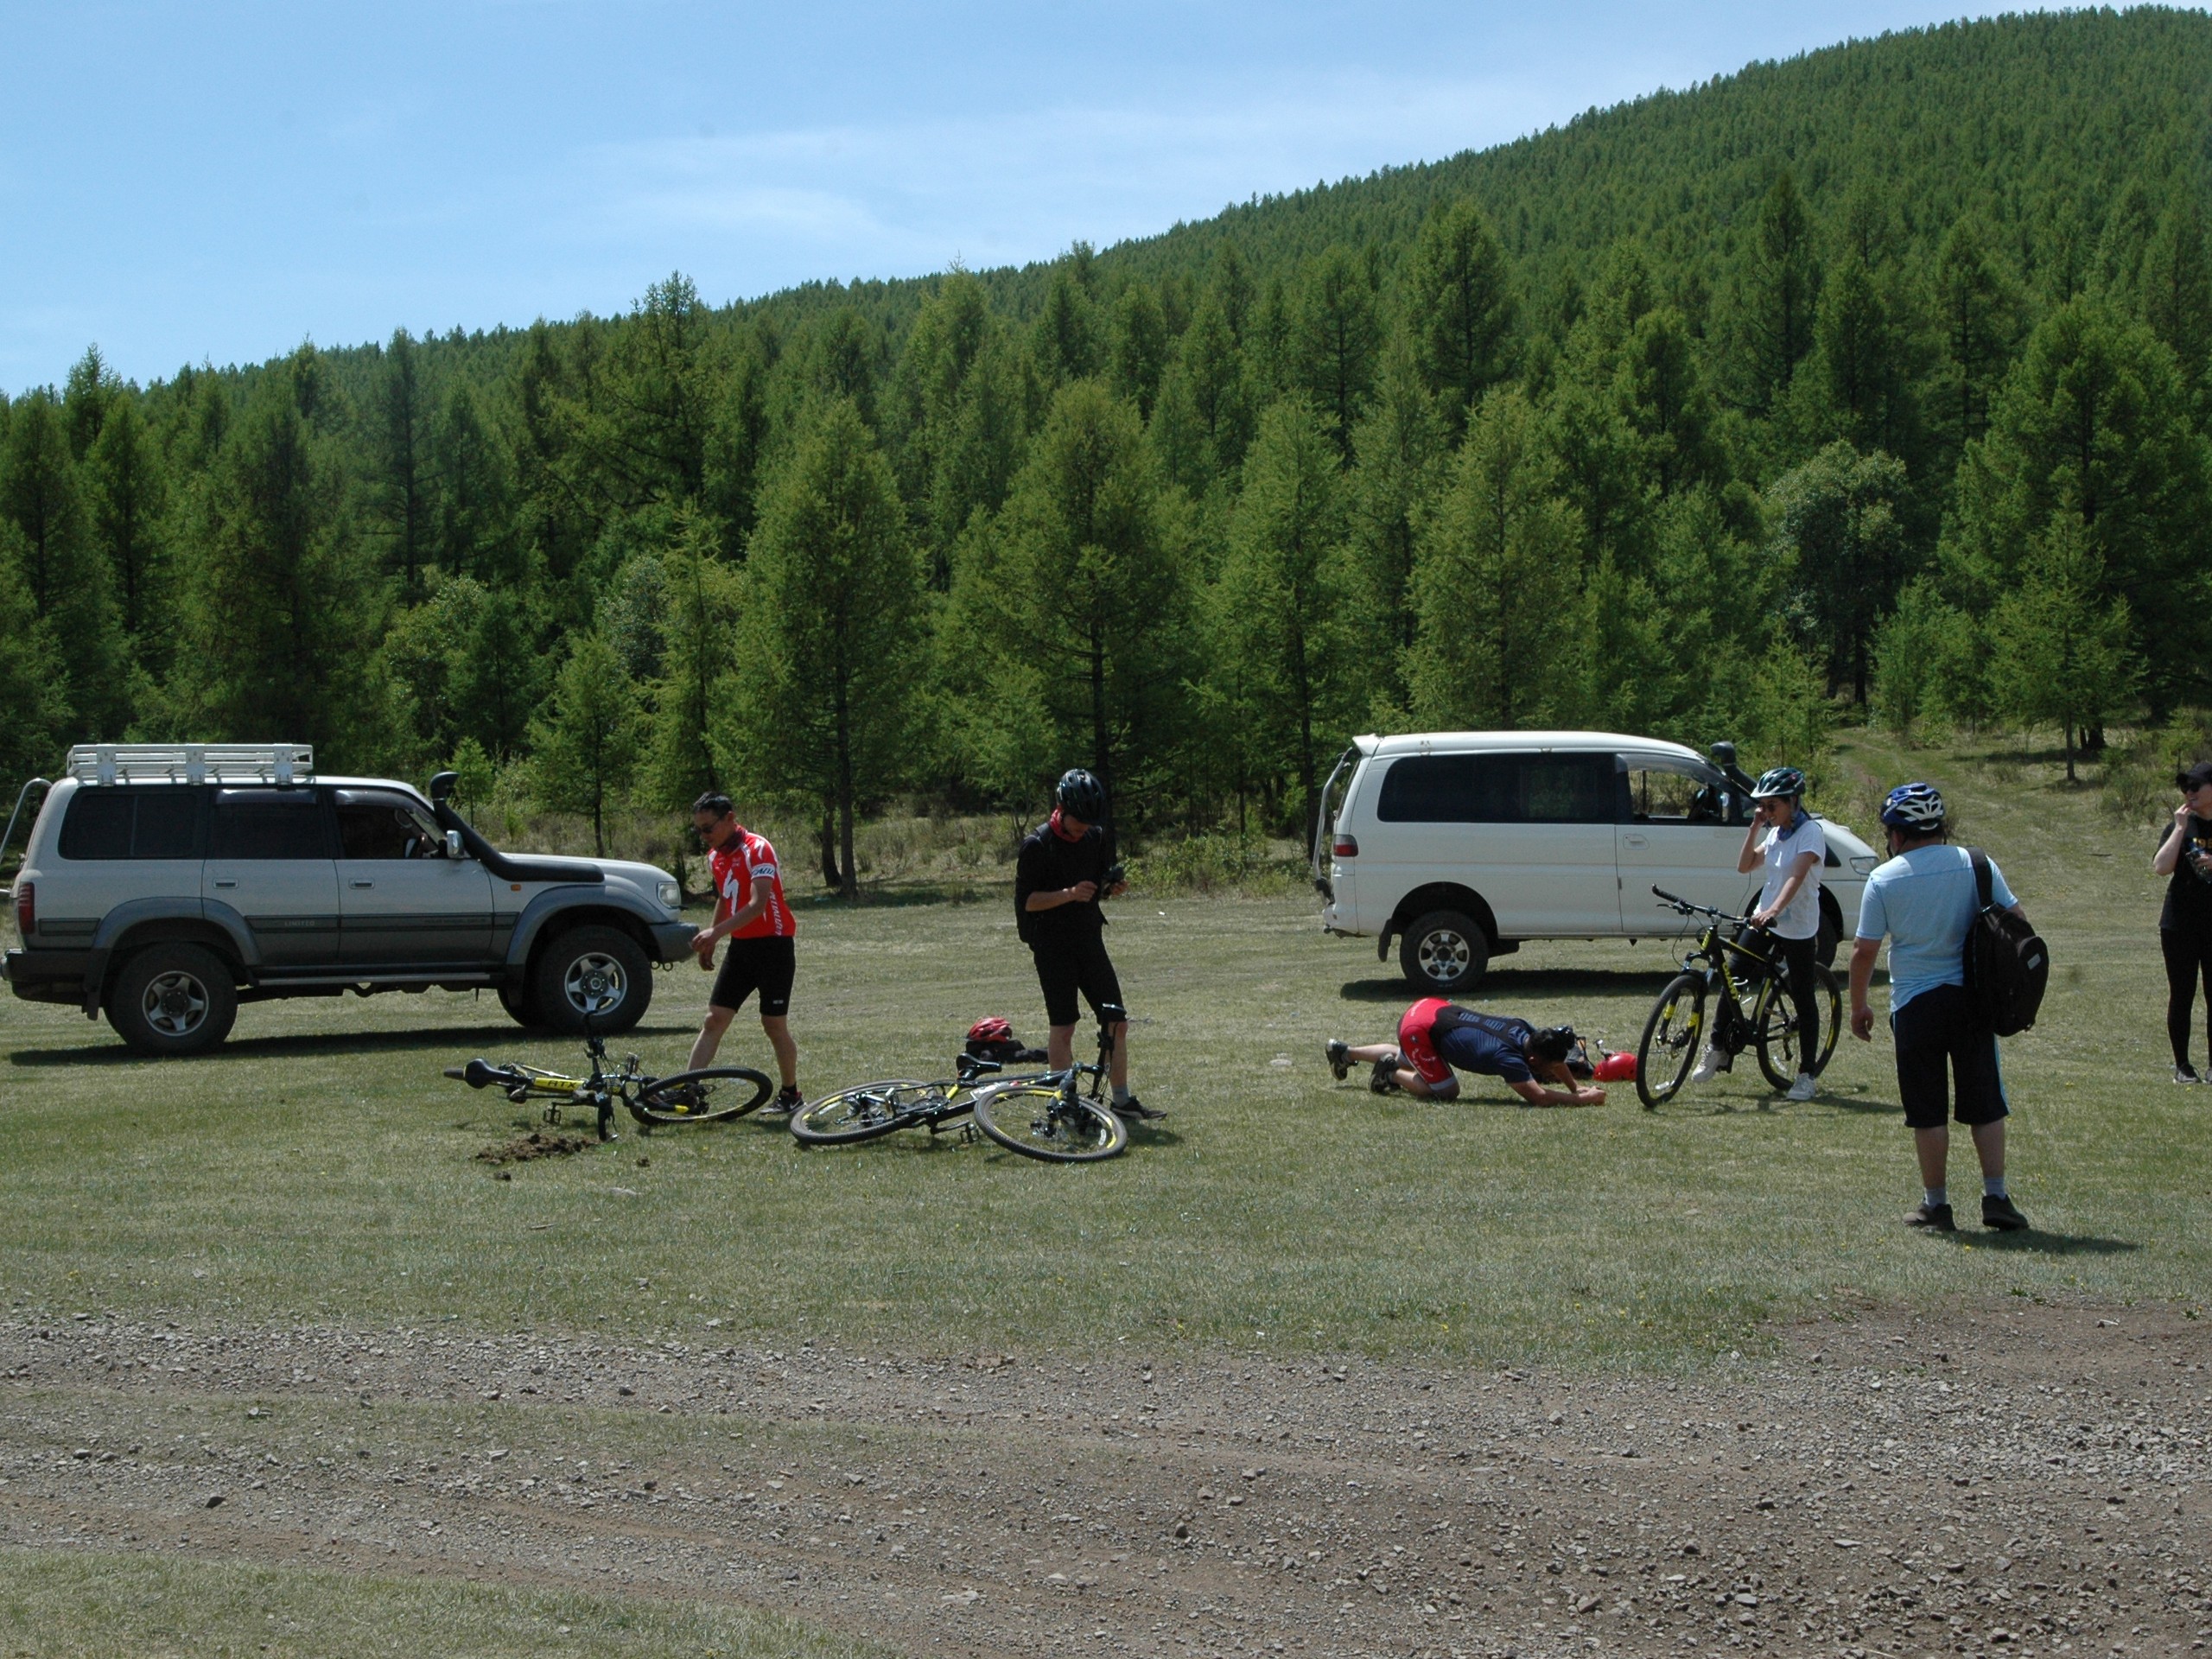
1848, 781, 2033, 1233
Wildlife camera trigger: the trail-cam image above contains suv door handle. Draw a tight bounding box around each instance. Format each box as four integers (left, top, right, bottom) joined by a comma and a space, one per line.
351, 880, 375, 889
1623, 834, 1648, 849
213, 879, 237, 888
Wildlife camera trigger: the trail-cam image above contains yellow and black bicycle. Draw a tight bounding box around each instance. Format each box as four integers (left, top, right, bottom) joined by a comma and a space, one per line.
445, 1017, 772, 1140
1634, 887, 1841, 1109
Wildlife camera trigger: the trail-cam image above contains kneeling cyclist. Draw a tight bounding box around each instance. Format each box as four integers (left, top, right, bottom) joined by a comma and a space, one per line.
1327, 1001, 1605, 1107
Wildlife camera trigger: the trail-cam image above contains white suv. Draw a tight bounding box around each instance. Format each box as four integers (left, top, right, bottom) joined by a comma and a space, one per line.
4, 745, 696, 1054
1312, 731, 1878, 992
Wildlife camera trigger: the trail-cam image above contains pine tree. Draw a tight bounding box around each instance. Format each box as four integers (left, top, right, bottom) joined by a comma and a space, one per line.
645, 510, 741, 810
1347, 333, 1446, 674
0, 392, 128, 737
1217, 399, 1351, 841
1408, 198, 1516, 432
1293, 245, 1380, 457
2141, 193, 2212, 427
175, 370, 379, 753
529, 631, 640, 855
726, 399, 919, 896
372, 328, 434, 596
1404, 389, 1582, 728
0, 521, 70, 781
1735, 170, 1820, 416
1950, 296, 2211, 712
958, 381, 1189, 830
1109, 283, 1170, 420
1990, 512, 2136, 780
1764, 442, 1913, 703
1932, 218, 2021, 466
82, 396, 169, 652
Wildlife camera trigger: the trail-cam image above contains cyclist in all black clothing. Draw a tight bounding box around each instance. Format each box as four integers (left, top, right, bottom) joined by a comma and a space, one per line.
1014, 769, 1160, 1122
2152, 760, 2212, 1084
1326, 999, 1606, 1107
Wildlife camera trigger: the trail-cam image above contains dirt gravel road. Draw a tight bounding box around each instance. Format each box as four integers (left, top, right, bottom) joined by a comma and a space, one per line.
3, 1301, 2207, 1656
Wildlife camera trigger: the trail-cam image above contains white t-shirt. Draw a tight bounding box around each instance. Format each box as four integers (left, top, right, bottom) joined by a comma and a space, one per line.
1757, 814, 1827, 940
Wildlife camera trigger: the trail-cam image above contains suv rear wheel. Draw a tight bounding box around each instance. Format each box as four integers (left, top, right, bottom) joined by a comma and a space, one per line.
533, 925, 652, 1035
110, 943, 240, 1056
1399, 909, 1489, 994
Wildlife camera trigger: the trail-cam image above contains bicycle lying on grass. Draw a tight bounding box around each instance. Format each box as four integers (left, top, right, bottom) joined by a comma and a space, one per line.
791, 1007, 1131, 1163
1634, 887, 1841, 1110
445, 1019, 772, 1141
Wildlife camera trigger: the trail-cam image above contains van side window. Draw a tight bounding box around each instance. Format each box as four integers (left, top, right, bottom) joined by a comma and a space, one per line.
211, 790, 330, 860
1376, 753, 1614, 823
1623, 759, 1717, 823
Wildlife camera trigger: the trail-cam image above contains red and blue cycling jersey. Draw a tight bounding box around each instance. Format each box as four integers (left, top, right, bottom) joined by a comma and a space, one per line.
1397, 999, 1535, 1086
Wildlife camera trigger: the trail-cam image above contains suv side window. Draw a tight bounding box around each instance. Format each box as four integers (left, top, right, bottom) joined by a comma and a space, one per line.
59, 788, 205, 860
211, 790, 331, 859
1376, 753, 1615, 823
334, 791, 446, 860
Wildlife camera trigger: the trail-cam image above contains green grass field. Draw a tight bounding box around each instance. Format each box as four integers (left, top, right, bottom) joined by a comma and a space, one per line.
3, 732, 2202, 1370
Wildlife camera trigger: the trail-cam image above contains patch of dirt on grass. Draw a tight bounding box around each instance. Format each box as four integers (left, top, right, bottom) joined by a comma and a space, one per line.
474, 1128, 594, 1166
2, 1301, 2208, 1656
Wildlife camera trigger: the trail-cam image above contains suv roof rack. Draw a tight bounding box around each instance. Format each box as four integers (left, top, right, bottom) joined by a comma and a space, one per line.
66, 744, 315, 786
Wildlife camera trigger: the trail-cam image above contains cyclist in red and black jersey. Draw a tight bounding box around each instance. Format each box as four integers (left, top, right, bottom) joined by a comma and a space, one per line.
687, 792, 802, 1112
1326, 1000, 1605, 1106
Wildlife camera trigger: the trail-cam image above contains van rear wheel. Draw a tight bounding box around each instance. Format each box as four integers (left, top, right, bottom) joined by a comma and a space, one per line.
1399, 910, 1489, 994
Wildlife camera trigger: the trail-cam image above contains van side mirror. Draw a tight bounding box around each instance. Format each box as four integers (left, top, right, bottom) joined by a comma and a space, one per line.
446, 829, 465, 860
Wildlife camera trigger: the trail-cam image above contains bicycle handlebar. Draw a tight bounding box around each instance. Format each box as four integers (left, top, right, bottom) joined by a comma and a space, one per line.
1649, 884, 1755, 925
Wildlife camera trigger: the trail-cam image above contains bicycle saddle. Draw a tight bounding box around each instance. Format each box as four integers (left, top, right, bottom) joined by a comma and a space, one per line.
1096, 1003, 1128, 1024
455, 1058, 506, 1090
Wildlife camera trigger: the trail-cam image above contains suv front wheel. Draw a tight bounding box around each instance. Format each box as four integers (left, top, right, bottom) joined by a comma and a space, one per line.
110, 943, 240, 1056
1399, 909, 1490, 995
533, 925, 652, 1035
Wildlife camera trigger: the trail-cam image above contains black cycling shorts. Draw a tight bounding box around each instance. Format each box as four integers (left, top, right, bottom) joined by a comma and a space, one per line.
1030, 932, 1126, 1029
1891, 982, 2006, 1130
711, 936, 796, 1018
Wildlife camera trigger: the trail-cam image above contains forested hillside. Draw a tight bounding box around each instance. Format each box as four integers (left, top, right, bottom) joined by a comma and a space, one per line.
4, 6, 2209, 878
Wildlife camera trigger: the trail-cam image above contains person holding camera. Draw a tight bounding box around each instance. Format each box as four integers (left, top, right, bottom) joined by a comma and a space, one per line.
2152, 760, 2212, 1084
1014, 768, 1158, 1121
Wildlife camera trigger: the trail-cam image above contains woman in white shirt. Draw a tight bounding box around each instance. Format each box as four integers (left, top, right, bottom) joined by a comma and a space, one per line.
1696, 765, 1827, 1100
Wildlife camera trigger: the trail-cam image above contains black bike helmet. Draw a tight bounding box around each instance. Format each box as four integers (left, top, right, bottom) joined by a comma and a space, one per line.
1530, 1026, 1583, 1065
1055, 767, 1107, 822
1750, 766, 1806, 800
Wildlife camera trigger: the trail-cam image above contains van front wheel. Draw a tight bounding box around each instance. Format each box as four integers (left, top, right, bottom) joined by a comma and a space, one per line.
1399, 910, 1489, 994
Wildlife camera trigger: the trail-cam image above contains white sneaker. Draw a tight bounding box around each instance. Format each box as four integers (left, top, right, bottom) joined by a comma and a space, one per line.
1786, 1072, 1818, 1102
1689, 1046, 1725, 1084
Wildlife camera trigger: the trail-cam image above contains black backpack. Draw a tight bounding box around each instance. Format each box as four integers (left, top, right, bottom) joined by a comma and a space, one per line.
1964, 849, 2049, 1036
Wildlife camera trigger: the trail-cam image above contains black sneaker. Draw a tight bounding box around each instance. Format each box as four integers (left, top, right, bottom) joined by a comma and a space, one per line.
769, 1085, 804, 1116
1981, 1194, 2029, 1232
1369, 1058, 1402, 1096
1905, 1200, 1956, 1231
1326, 1039, 1351, 1081
1113, 1096, 1166, 1122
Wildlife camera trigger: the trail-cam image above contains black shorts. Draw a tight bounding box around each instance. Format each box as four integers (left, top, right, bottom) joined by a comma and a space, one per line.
1891, 982, 2006, 1130
1029, 932, 1126, 1029
711, 936, 795, 1018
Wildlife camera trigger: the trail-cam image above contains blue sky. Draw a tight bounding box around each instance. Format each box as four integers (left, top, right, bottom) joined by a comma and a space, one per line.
2, 2, 2015, 393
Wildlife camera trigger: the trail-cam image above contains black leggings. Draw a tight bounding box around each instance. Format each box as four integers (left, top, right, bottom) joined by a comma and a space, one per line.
1771, 933, 1824, 1077
2161, 925, 2212, 1070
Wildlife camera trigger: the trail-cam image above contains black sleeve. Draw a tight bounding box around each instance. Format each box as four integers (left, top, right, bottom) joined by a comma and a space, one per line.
1014, 833, 1046, 913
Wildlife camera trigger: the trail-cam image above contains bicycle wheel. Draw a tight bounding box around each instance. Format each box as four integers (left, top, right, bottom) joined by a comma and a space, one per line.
970, 1084, 1128, 1163
790, 1079, 949, 1147
1754, 964, 1842, 1091
1636, 972, 1707, 1110
630, 1066, 773, 1126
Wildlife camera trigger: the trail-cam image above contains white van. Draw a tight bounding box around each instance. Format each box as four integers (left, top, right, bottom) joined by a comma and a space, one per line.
1311, 731, 1878, 992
